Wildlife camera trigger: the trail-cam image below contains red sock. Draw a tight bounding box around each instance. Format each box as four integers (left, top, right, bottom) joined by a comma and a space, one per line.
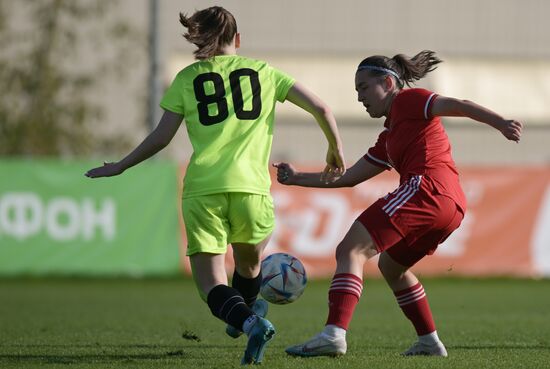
394, 282, 436, 335
325, 273, 363, 330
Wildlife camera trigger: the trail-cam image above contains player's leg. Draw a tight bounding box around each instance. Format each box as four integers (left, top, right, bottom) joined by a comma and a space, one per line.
225, 236, 271, 338
183, 193, 271, 364
378, 193, 463, 357
232, 235, 271, 305
228, 192, 274, 310
227, 193, 276, 364
190, 252, 262, 340
378, 251, 447, 356
285, 220, 377, 357
328, 220, 377, 332
230, 236, 274, 363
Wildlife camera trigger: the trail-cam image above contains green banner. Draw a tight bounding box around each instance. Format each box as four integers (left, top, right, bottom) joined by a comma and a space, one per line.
0, 159, 181, 276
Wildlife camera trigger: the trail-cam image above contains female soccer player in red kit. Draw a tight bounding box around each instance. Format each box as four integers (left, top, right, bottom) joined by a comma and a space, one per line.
275, 50, 522, 357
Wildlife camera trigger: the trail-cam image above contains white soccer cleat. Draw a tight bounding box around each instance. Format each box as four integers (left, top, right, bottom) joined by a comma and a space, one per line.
402, 341, 448, 357
285, 332, 347, 357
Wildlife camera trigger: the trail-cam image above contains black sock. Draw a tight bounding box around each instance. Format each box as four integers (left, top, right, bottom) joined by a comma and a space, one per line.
207, 284, 254, 330
232, 270, 262, 306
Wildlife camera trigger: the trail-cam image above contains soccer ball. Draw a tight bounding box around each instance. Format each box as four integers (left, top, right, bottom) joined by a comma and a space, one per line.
260, 253, 307, 304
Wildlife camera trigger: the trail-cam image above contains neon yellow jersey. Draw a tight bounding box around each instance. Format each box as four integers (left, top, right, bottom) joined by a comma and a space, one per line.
160, 55, 295, 198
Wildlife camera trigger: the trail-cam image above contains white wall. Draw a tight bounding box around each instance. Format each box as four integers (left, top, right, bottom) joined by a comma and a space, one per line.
8, 0, 549, 163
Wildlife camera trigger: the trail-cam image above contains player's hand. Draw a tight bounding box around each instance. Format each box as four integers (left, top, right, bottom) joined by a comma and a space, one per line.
497, 119, 523, 142
323, 146, 346, 183
85, 162, 124, 178
272, 162, 297, 185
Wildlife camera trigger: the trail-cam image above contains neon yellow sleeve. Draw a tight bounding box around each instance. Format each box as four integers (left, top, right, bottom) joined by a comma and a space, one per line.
160, 72, 185, 115
271, 67, 295, 102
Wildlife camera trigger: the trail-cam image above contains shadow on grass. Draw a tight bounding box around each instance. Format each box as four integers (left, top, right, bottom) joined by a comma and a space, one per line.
0, 342, 244, 364
1, 344, 183, 349
0, 351, 186, 365
448, 344, 550, 350
351, 343, 550, 351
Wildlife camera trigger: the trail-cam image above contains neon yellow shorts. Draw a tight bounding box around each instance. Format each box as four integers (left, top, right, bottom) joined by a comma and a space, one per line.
182, 192, 275, 256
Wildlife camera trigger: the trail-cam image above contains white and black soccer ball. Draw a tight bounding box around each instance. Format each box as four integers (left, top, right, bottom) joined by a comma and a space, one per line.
260, 253, 307, 304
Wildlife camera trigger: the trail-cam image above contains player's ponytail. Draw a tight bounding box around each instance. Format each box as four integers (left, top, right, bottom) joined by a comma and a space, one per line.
392, 50, 442, 87
179, 6, 238, 60
357, 50, 442, 88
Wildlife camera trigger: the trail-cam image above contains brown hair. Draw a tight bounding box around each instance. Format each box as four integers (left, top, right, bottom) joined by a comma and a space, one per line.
179, 6, 237, 60
358, 50, 442, 88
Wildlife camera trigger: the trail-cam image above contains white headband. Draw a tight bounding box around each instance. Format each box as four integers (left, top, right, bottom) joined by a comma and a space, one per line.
357, 65, 400, 80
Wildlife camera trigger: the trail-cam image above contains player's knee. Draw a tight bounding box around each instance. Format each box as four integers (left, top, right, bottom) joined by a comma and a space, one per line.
233, 253, 261, 276
234, 263, 260, 279
334, 242, 348, 263
378, 254, 405, 281
335, 240, 361, 262
335, 241, 373, 264
377, 257, 390, 277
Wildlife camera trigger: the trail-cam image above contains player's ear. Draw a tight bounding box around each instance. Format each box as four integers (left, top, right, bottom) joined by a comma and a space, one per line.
235, 32, 241, 49
384, 75, 394, 90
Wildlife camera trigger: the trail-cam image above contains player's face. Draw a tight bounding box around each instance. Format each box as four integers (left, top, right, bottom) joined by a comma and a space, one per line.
355, 71, 391, 118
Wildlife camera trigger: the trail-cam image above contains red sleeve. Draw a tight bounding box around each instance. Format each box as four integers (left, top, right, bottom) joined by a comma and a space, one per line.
363, 129, 392, 170
392, 88, 438, 121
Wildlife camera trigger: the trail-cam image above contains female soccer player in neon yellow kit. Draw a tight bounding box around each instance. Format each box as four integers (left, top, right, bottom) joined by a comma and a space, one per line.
86, 6, 345, 365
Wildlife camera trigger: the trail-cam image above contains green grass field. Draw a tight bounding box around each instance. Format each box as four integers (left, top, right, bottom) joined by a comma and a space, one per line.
1, 278, 549, 369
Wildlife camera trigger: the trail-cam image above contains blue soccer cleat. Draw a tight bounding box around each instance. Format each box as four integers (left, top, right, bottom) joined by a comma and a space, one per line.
226, 299, 268, 339
241, 317, 275, 365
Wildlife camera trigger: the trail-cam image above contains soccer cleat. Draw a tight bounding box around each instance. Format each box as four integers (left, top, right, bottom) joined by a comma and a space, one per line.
285, 332, 347, 357
226, 299, 269, 338
241, 317, 275, 365
401, 341, 448, 357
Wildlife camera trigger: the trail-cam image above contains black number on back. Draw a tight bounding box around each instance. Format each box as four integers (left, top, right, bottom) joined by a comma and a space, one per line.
193, 69, 262, 125
230, 68, 262, 120
193, 72, 228, 126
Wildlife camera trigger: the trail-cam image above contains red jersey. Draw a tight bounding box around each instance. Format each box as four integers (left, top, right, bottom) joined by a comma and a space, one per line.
364, 88, 467, 212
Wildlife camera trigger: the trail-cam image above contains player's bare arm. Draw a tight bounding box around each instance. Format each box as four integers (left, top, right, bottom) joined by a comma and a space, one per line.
285, 82, 346, 179
85, 111, 183, 178
273, 158, 384, 188
431, 96, 523, 142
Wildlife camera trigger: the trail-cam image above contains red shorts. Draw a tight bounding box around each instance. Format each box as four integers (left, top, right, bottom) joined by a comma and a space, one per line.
357, 175, 464, 267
